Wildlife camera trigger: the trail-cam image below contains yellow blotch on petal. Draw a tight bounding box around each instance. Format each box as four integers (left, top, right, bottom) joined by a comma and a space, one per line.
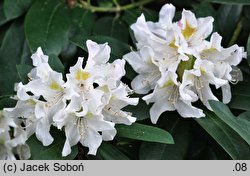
76, 70, 90, 81
163, 80, 174, 87
200, 68, 206, 75
169, 39, 178, 49
49, 80, 62, 91
182, 21, 196, 39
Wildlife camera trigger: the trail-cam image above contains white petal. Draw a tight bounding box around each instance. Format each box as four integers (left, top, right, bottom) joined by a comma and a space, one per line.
150, 98, 175, 124
31, 47, 48, 66
82, 128, 102, 155
175, 99, 205, 118
35, 117, 53, 146
102, 129, 117, 141
159, 3, 175, 28
86, 40, 111, 67
62, 124, 80, 156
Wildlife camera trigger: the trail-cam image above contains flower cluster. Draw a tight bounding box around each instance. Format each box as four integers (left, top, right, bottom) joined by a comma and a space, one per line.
124, 3, 246, 124
2, 40, 138, 159
0, 111, 30, 160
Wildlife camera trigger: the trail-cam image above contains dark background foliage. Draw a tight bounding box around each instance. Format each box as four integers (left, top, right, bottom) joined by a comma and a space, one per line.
0, 0, 250, 160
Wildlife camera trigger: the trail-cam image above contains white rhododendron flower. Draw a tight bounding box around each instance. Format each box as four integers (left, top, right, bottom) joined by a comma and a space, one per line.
2, 40, 138, 158
0, 111, 30, 160
124, 3, 246, 123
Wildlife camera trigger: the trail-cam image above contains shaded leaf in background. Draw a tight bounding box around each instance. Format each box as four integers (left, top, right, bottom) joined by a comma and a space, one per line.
116, 123, 174, 144
70, 7, 95, 35
122, 8, 158, 26
96, 142, 129, 160
247, 34, 250, 63
0, 20, 26, 95
16, 64, 33, 84
27, 127, 77, 160
139, 117, 191, 159
3, 0, 33, 20
0, 98, 16, 110
229, 82, 250, 111
205, 0, 250, 5
48, 54, 65, 74
25, 0, 71, 55
196, 112, 250, 159
123, 97, 150, 121
93, 16, 129, 43
210, 100, 250, 145
216, 4, 242, 46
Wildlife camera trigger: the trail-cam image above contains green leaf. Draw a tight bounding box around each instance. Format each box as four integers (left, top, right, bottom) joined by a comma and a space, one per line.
70, 7, 94, 35
27, 127, 78, 160
116, 123, 174, 144
25, 0, 71, 55
0, 20, 26, 95
216, 4, 243, 46
0, 1, 10, 26
93, 16, 129, 43
0, 98, 16, 110
139, 118, 190, 159
229, 82, 250, 111
206, 0, 250, 5
16, 64, 33, 84
48, 54, 64, 73
97, 142, 129, 160
196, 112, 250, 159
247, 34, 250, 63
4, 0, 33, 20
193, 3, 216, 18
122, 8, 158, 25
209, 100, 250, 145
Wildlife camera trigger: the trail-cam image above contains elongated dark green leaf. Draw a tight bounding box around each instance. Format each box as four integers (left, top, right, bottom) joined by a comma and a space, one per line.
238, 111, 250, 122
25, 0, 70, 55
4, 0, 33, 20
210, 100, 250, 145
247, 34, 250, 63
196, 112, 250, 159
139, 118, 190, 159
93, 16, 129, 42
16, 64, 33, 84
116, 123, 174, 144
27, 127, 78, 160
206, 0, 250, 4
97, 142, 129, 160
229, 82, 250, 111
216, 4, 242, 46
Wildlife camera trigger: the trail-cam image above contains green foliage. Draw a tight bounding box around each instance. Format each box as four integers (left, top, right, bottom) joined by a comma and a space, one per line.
116, 123, 174, 144
27, 127, 78, 160
25, 0, 71, 55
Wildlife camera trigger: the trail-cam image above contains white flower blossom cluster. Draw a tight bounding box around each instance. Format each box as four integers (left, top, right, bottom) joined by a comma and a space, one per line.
0, 111, 30, 160
1, 40, 138, 159
124, 3, 246, 124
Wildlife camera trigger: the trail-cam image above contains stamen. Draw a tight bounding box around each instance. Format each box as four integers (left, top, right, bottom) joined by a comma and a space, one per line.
194, 77, 204, 101
168, 85, 179, 104
76, 117, 88, 139
104, 106, 130, 118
